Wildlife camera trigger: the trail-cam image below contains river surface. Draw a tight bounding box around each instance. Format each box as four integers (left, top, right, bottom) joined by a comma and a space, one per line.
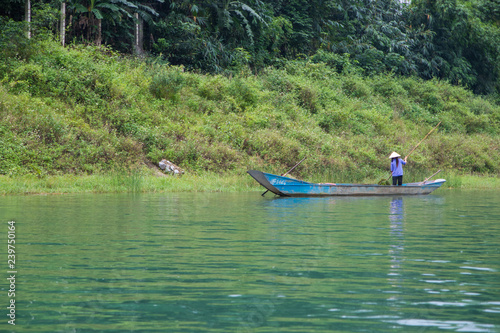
1, 190, 499, 332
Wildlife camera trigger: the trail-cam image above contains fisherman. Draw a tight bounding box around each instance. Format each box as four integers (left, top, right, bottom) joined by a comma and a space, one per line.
389, 152, 407, 186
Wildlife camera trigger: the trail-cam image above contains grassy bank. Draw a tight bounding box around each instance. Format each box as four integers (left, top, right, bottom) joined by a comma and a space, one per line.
0, 37, 499, 194
0, 172, 260, 195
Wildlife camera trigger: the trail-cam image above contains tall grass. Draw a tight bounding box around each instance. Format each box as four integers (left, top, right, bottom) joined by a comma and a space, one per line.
0, 171, 262, 195
440, 172, 500, 189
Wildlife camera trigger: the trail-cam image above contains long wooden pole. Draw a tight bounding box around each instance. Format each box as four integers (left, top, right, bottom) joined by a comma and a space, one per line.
404, 121, 441, 160
282, 156, 307, 177
420, 169, 441, 185
262, 157, 307, 196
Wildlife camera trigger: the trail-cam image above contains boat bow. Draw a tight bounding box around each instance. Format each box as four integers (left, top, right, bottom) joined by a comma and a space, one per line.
247, 170, 285, 195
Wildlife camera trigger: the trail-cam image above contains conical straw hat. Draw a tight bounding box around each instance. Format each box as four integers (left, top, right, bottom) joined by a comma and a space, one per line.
389, 151, 401, 159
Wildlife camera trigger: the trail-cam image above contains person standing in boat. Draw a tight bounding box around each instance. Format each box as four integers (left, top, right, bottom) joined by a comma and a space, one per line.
389, 152, 407, 186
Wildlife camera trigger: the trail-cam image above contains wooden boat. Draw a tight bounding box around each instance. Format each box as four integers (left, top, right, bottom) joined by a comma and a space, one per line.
247, 170, 446, 197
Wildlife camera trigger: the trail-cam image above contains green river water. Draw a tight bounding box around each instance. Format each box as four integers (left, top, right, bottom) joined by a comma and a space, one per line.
1, 189, 499, 332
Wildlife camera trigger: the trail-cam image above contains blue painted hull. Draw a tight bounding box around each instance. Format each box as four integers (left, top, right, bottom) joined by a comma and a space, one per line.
248, 170, 446, 197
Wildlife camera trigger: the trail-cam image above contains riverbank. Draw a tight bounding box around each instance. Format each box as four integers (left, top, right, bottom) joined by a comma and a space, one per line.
1, 39, 500, 187
1, 39, 500, 182
0, 172, 259, 195
1, 171, 498, 195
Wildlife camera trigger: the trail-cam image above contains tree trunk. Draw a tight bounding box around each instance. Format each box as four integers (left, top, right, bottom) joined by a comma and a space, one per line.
96, 19, 102, 46
60, 2, 66, 46
134, 12, 144, 55
25, 0, 31, 39
87, 13, 92, 41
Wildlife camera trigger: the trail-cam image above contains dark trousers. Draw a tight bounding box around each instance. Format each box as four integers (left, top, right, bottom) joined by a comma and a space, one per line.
392, 176, 403, 186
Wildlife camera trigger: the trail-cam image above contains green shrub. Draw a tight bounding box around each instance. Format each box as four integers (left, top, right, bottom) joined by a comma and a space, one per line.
370, 75, 407, 98
261, 68, 294, 93
0, 18, 33, 61
296, 83, 319, 113
226, 76, 259, 111
310, 50, 357, 74
249, 129, 302, 168
9, 63, 46, 95
149, 66, 186, 100
342, 76, 372, 98
197, 75, 228, 101
318, 108, 345, 133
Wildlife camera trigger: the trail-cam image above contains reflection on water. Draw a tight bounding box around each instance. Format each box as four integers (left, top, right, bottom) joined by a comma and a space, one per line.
388, 197, 404, 303
0, 191, 499, 332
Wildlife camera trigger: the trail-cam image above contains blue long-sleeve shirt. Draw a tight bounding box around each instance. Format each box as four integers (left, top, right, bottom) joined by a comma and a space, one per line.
391, 158, 406, 177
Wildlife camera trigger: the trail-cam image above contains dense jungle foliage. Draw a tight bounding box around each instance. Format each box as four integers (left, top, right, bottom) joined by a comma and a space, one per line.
1, 0, 500, 95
